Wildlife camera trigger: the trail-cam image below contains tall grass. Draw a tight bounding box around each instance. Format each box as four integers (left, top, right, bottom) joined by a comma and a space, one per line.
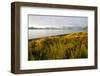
28, 32, 88, 60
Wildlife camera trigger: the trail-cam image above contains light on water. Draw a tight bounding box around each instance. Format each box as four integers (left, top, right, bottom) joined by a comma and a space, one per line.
28, 29, 85, 39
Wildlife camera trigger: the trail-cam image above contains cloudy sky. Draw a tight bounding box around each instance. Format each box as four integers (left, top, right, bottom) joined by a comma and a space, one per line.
28, 15, 88, 28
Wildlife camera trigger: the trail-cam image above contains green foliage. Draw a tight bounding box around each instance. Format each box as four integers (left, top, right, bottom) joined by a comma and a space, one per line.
28, 32, 88, 60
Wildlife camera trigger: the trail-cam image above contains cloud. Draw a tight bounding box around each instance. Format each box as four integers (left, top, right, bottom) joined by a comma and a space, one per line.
29, 15, 88, 28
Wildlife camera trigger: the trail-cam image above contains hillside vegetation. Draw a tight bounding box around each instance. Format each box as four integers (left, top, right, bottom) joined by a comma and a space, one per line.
28, 32, 88, 60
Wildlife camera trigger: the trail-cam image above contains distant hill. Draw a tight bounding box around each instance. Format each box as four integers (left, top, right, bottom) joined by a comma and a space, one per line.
28, 26, 88, 30
82, 26, 88, 31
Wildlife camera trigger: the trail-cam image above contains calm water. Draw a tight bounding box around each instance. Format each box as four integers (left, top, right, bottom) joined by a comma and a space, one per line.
28, 29, 85, 39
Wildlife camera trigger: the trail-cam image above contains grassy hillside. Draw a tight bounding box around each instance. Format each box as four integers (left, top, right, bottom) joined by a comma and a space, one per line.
28, 32, 88, 60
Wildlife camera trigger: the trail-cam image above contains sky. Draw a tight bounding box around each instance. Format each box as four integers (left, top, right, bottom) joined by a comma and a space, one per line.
28, 15, 88, 28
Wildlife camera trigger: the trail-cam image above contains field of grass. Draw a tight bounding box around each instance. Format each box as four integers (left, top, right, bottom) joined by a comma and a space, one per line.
28, 32, 88, 60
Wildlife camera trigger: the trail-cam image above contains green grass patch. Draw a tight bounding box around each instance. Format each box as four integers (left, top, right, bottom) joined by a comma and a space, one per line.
28, 32, 88, 60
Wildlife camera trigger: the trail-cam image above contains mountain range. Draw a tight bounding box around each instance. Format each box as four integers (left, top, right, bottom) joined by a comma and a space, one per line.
28, 26, 88, 30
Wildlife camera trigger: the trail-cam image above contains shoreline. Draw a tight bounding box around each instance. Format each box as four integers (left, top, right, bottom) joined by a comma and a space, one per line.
28, 31, 87, 41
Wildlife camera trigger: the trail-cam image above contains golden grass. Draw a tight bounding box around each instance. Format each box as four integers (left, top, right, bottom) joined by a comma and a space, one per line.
28, 32, 88, 60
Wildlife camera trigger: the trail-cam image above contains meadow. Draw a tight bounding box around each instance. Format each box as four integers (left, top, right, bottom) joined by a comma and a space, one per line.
28, 32, 88, 60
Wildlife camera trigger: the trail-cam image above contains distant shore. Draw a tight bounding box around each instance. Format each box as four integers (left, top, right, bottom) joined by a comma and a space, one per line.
28, 31, 86, 41
28, 33, 69, 41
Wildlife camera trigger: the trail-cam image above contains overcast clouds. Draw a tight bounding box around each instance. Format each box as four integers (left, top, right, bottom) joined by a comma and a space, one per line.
29, 15, 88, 28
